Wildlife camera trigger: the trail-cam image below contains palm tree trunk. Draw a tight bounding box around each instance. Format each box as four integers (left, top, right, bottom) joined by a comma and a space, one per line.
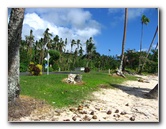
139, 26, 158, 73
8, 8, 25, 102
138, 23, 144, 73
145, 84, 158, 99
117, 8, 128, 77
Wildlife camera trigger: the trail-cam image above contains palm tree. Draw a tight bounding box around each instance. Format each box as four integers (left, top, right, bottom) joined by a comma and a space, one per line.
25, 29, 34, 63
8, 8, 25, 102
71, 39, 76, 53
86, 37, 96, 67
145, 84, 158, 99
43, 28, 52, 49
79, 46, 84, 57
138, 15, 150, 74
76, 39, 81, 50
117, 8, 128, 77
52, 35, 59, 50
139, 26, 158, 73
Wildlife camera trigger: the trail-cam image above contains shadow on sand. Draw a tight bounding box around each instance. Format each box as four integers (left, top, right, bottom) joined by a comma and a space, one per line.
109, 83, 153, 99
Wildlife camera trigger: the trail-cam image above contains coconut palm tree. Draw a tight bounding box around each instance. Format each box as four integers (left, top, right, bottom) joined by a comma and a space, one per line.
8, 8, 25, 102
139, 26, 158, 73
25, 29, 34, 63
43, 28, 52, 49
117, 8, 128, 77
52, 35, 59, 50
79, 46, 84, 57
86, 37, 96, 67
71, 39, 76, 53
138, 15, 150, 74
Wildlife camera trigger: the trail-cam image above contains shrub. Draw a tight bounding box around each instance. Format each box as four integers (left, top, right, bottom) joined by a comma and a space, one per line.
20, 63, 28, 72
44, 67, 54, 72
36, 64, 43, 75
29, 62, 42, 76
84, 67, 90, 73
52, 63, 59, 71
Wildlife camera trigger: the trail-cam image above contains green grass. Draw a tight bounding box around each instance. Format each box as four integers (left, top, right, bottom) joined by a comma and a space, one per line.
20, 72, 137, 108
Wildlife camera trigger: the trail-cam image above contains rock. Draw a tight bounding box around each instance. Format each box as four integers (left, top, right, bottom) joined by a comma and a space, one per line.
125, 103, 129, 106
120, 111, 127, 115
138, 78, 144, 82
74, 74, 82, 83
83, 115, 91, 121
92, 115, 97, 119
130, 116, 135, 121
66, 74, 82, 84
72, 116, 77, 121
69, 108, 76, 112
113, 114, 120, 118
79, 110, 87, 114
78, 105, 83, 110
84, 104, 89, 108
115, 109, 119, 113
90, 111, 95, 115
63, 119, 70, 121
107, 110, 112, 115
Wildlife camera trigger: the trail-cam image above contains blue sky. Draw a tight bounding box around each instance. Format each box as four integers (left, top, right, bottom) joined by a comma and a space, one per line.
16, 8, 158, 56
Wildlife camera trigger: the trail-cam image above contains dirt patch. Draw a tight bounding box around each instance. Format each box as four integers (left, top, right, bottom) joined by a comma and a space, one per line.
8, 95, 48, 121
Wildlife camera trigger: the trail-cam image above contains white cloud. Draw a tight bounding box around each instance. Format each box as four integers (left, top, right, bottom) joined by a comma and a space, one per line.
128, 8, 147, 20
108, 8, 148, 27
22, 8, 101, 53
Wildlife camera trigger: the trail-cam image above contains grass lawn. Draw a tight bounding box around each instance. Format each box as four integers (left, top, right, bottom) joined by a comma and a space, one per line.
20, 71, 137, 108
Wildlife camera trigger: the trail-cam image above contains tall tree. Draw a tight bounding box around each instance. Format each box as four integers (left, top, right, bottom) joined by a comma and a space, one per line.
25, 29, 34, 63
139, 26, 158, 73
8, 8, 25, 102
117, 8, 128, 77
71, 39, 76, 53
138, 15, 150, 74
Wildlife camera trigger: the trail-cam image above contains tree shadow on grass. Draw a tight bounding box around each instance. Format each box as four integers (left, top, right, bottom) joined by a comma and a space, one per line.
109, 83, 153, 99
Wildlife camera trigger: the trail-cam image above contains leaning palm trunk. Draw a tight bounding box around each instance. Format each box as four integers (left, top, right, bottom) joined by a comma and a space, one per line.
8, 8, 25, 102
145, 84, 158, 99
138, 26, 158, 73
117, 8, 128, 78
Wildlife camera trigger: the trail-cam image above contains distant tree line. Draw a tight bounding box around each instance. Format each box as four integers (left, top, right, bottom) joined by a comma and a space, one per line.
20, 28, 158, 74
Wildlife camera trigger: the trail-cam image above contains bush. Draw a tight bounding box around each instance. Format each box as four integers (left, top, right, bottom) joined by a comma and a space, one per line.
52, 63, 59, 71
36, 64, 43, 75
29, 62, 42, 76
44, 67, 54, 72
84, 67, 90, 73
20, 63, 28, 72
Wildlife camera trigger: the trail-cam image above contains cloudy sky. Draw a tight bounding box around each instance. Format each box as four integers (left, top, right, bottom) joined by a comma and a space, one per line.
8, 8, 158, 56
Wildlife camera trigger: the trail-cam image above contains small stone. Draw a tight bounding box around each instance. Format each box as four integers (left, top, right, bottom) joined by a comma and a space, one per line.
79, 110, 87, 114
125, 103, 129, 106
120, 111, 127, 115
107, 110, 112, 115
115, 109, 119, 113
103, 117, 107, 119
69, 108, 76, 112
83, 115, 91, 121
78, 105, 83, 110
92, 115, 97, 119
113, 114, 120, 118
64, 119, 70, 121
90, 111, 94, 115
130, 116, 135, 121
72, 116, 76, 121
84, 104, 89, 108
